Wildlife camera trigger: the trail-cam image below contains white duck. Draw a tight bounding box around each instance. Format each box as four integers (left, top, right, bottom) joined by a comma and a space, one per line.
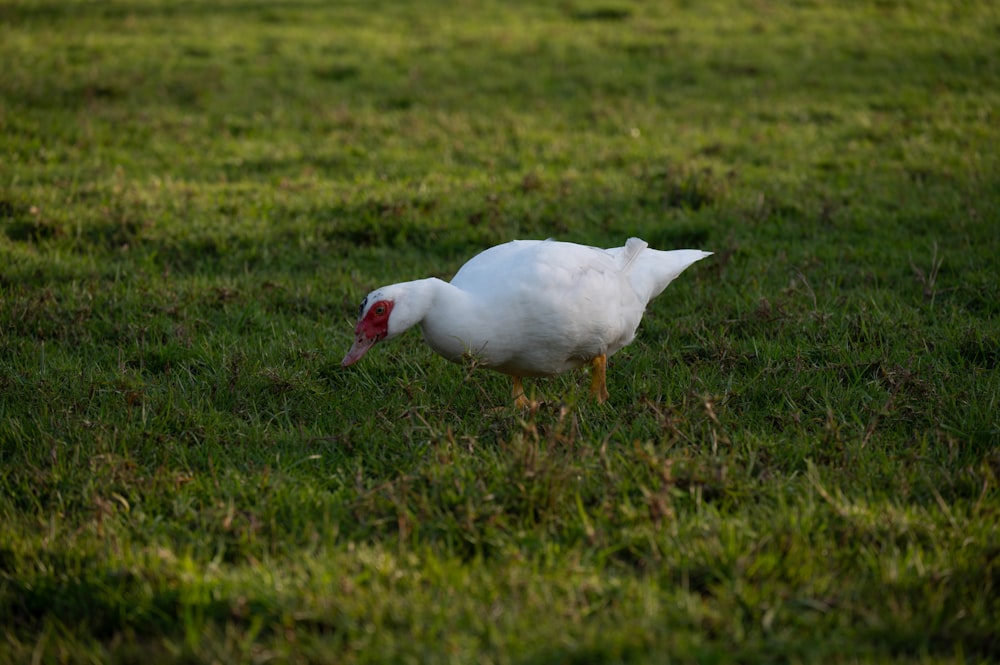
342, 238, 711, 405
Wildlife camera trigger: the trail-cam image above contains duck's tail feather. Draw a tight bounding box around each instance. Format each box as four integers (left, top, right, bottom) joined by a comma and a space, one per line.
618, 237, 649, 272
629, 248, 712, 304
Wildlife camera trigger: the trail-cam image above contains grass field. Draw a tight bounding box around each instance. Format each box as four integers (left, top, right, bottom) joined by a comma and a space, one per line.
2, 0, 999, 662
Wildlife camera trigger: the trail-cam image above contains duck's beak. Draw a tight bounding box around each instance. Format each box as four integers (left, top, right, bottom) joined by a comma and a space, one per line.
341, 333, 376, 367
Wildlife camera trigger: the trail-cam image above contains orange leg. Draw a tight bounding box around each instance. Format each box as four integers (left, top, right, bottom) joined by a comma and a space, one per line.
512, 376, 530, 408
589, 354, 609, 403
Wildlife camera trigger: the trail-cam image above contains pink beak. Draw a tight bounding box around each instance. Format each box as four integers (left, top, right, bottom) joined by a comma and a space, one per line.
341, 333, 376, 367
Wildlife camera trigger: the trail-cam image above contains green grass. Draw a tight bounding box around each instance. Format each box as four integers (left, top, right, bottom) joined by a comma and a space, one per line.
1, 0, 999, 662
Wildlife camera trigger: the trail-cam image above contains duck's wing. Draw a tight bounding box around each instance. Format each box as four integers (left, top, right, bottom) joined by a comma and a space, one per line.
449, 239, 545, 293
450, 239, 624, 296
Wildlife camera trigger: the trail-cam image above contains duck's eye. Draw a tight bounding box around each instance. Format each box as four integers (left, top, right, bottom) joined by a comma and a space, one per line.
375, 304, 386, 316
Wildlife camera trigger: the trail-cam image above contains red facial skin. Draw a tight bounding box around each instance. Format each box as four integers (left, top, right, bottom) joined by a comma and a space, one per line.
341, 300, 394, 367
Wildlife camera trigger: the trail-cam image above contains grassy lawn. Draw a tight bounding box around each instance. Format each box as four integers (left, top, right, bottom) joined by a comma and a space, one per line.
1, 0, 999, 662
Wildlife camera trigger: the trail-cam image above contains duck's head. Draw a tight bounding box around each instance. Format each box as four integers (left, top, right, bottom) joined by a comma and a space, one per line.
341, 290, 395, 367
341, 280, 441, 368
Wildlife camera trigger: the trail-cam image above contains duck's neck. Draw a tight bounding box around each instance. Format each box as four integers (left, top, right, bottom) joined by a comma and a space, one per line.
384, 277, 465, 340
383, 277, 482, 362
